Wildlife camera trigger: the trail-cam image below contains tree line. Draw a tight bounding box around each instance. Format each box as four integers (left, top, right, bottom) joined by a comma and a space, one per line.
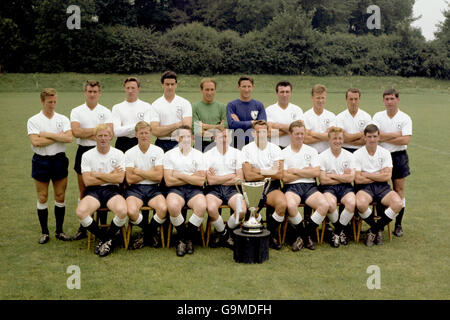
0, 0, 448, 79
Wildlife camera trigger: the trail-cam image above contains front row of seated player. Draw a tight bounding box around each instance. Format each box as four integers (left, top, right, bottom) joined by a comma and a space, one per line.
77, 120, 402, 257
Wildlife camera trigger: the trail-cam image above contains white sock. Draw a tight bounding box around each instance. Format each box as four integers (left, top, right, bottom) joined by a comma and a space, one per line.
339, 209, 354, 226
227, 214, 240, 229
402, 198, 406, 208
188, 213, 204, 228
385, 207, 398, 220
327, 209, 339, 224
113, 215, 127, 227
211, 215, 225, 233
359, 207, 372, 219
80, 216, 93, 228
311, 211, 325, 225
132, 213, 143, 225
153, 214, 166, 225
288, 212, 303, 226
55, 201, 65, 208
272, 212, 285, 223
170, 214, 184, 227
37, 201, 48, 210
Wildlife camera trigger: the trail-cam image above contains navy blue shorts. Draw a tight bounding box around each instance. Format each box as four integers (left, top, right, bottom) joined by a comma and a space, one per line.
115, 137, 138, 153
320, 183, 354, 202
206, 185, 239, 203
155, 139, 178, 153
283, 182, 319, 203
74, 145, 95, 174
32, 152, 68, 182
84, 185, 122, 208
391, 150, 410, 179
343, 147, 358, 153
167, 185, 204, 203
355, 182, 392, 203
125, 184, 162, 204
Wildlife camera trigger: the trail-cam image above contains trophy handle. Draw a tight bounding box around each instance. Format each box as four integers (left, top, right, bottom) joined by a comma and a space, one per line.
263, 177, 272, 196
234, 178, 242, 194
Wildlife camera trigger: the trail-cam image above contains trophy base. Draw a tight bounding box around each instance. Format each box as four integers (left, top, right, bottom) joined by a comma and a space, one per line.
241, 224, 265, 234
233, 229, 270, 264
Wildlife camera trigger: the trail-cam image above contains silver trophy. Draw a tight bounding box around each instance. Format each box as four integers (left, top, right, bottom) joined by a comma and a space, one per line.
235, 178, 272, 234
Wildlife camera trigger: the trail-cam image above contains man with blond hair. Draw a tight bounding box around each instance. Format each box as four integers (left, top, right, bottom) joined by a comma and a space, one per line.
76, 124, 128, 257
125, 121, 167, 249
28, 88, 73, 244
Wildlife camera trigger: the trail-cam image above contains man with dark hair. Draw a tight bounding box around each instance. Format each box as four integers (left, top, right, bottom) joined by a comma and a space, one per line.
112, 76, 151, 153
150, 71, 192, 153
354, 124, 403, 247
266, 81, 304, 149
27, 88, 73, 244
336, 88, 372, 153
192, 78, 227, 152
227, 76, 266, 149
242, 120, 286, 250
373, 89, 412, 237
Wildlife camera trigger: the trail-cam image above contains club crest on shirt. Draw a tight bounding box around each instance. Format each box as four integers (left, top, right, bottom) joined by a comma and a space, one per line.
358, 120, 366, 128
56, 121, 64, 131
192, 160, 198, 171
395, 122, 402, 130
251, 110, 259, 120
110, 158, 118, 167
98, 113, 105, 121
176, 107, 183, 120
137, 112, 145, 121
150, 156, 156, 166
291, 112, 297, 120
230, 159, 237, 169
304, 153, 312, 162
341, 161, 349, 170
378, 157, 384, 166
324, 118, 331, 127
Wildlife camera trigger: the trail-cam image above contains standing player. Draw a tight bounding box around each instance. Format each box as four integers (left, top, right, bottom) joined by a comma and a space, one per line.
373, 89, 412, 237
281, 120, 329, 251
304, 84, 337, 154
163, 125, 207, 257
336, 88, 372, 153
354, 124, 403, 247
150, 71, 192, 153
318, 127, 356, 247
27, 88, 73, 244
192, 78, 227, 152
76, 124, 128, 257
266, 80, 304, 149
112, 76, 151, 153
204, 128, 247, 248
227, 76, 266, 149
242, 120, 286, 250
125, 121, 167, 249
71, 80, 113, 240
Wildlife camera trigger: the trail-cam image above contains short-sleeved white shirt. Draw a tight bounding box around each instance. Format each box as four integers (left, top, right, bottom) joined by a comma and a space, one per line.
163, 147, 206, 175
124, 144, 165, 185
204, 146, 244, 177
150, 95, 192, 140
304, 108, 336, 154
282, 144, 319, 184
336, 108, 372, 150
81, 147, 125, 186
111, 99, 151, 138
242, 141, 282, 172
353, 145, 393, 173
372, 110, 412, 152
266, 102, 304, 147
319, 147, 356, 176
27, 111, 71, 156
70, 103, 113, 146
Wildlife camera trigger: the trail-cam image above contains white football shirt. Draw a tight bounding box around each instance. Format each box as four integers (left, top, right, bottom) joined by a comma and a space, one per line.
242, 141, 282, 172
125, 144, 165, 185
304, 108, 336, 154
336, 108, 372, 150
266, 102, 304, 147
353, 145, 393, 173
27, 111, 71, 156
81, 147, 125, 186
163, 147, 206, 175
319, 147, 356, 175
204, 146, 244, 177
282, 144, 319, 184
111, 99, 151, 138
70, 103, 113, 146
372, 110, 412, 152
150, 95, 192, 140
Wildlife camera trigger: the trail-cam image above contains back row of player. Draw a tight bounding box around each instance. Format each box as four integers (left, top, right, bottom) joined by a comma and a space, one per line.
27, 72, 412, 254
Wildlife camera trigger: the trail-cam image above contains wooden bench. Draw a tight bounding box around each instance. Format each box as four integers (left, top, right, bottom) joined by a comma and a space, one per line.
355, 202, 392, 243
125, 206, 166, 249
87, 208, 128, 250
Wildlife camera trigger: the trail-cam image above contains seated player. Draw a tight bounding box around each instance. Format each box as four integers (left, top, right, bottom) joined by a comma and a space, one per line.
319, 127, 356, 248
125, 121, 167, 249
242, 120, 287, 250
204, 128, 247, 248
354, 124, 403, 246
281, 120, 329, 251
75, 124, 128, 257
163, 125, 207, 257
